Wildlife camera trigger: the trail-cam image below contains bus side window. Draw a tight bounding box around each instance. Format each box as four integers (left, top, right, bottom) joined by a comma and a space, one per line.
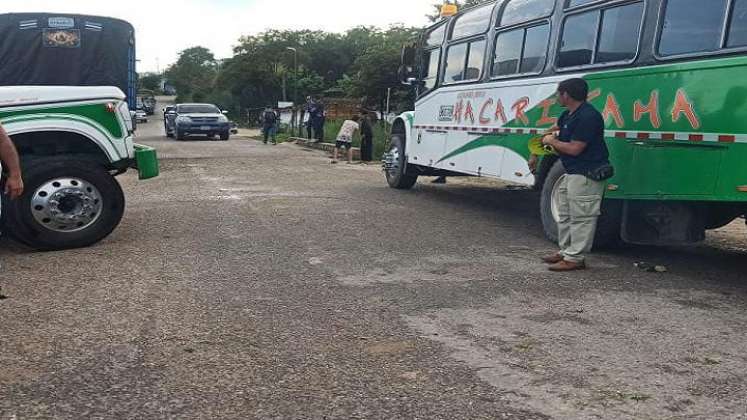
444, 40, 486, 84
493, 23, 550, 77
558, 1, 644, 68
727, 0, 747, 48
422, 48, 441, 92
659, 0, 728, 56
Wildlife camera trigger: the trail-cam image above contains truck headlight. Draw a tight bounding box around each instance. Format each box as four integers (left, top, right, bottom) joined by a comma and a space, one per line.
218, 115, 228, 123
176, 116, 191, 124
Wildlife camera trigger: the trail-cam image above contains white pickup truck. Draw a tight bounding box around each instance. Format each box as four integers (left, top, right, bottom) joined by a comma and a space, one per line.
0, 86, 159, 251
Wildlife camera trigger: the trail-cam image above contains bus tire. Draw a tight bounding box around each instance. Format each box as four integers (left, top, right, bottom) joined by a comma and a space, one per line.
540, 160, 622, 249
2, 157, 126, 251
385, 133, 418, 190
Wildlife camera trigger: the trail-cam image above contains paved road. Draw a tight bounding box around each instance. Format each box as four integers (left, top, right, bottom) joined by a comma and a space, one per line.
2, 105, 747, 419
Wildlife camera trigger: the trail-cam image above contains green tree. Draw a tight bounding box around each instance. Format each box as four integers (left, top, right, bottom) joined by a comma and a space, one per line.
164, 46, 218, 102
138, 72, 162, 92
343, 25, 419, 112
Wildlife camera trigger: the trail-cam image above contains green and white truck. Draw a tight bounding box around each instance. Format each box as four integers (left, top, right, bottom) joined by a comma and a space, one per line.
0, 86, 158, 251
0, 13, 159, 251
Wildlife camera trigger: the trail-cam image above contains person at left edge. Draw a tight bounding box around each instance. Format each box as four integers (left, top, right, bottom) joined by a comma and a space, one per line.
0, 122, 23, 199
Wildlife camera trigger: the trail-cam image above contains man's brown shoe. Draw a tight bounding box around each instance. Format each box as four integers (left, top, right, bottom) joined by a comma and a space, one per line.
542, 253, 564, 264
548, 260, 587, 272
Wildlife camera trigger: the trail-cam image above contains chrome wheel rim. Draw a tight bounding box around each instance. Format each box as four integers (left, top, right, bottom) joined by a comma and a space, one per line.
386, 145, 401, 178
31, 178, 103, 233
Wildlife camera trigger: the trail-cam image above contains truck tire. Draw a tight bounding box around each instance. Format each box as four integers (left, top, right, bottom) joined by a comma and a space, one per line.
2, 157, 126, 251
176, 130, 185, 141
539, 160, 622, 249
220, 131, 230, 141
385, 133, 418, 190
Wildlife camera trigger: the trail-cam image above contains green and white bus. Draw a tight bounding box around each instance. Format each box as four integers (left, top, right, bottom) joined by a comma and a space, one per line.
386, 0, 747, 246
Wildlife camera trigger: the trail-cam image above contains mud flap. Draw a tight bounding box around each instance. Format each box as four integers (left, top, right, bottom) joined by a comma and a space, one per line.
621, 201, 705, 246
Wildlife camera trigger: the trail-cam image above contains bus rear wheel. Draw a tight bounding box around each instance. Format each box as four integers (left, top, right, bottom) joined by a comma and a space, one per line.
539, 160, 622, 249
384, 133, 418, 190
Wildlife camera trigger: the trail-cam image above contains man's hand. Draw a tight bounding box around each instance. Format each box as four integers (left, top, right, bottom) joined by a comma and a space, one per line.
541, 133, 556, 147
5, 174, 23, 199
0, 123, 24, 199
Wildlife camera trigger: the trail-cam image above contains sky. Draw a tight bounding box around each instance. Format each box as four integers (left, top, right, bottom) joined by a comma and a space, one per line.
1, 0, 438, 73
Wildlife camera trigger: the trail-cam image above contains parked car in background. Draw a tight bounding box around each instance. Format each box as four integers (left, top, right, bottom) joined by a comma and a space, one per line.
138, 90, 157, 115
165, 103, 231, 141
135, 109, 148, 123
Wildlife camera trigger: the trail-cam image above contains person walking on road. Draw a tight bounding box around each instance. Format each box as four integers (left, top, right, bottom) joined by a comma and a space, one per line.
331, 115, 360, 164
0, 122, 24, 199
540, 78, 611, 272
359, 110, 374, 162
262, 106, 279, 145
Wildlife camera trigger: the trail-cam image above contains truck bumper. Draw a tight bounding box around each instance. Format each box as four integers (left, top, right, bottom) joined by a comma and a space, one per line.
130, 143, 160, 180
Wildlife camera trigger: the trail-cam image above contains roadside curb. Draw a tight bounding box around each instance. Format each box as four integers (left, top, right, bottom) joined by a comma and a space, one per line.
289, 137, 362, 160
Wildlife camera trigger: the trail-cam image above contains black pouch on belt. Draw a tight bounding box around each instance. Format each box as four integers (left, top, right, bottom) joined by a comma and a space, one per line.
587, 163, 615, 181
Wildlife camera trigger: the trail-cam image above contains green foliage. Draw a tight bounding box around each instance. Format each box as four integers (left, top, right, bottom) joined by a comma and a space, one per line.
138, 72, 162, 92
169, 25, 423, 123
165, 46, 218, 103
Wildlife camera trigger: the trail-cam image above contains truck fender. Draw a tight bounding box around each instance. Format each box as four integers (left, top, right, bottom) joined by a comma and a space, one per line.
2, 117, 122, 162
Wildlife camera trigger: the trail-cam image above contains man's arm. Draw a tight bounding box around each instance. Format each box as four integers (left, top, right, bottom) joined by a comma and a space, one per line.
0, 123, 23, 199
543, 134, 588, 157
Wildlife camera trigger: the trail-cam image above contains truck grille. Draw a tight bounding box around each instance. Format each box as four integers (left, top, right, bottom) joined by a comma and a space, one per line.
190, 117, 219, 123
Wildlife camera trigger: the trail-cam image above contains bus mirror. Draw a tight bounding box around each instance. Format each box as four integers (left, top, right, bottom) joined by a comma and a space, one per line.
398, 64, 416, 84
405, 77, 419, 86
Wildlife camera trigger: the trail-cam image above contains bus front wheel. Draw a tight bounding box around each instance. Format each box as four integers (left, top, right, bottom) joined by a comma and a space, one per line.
384, 133, 418, 190
540, 160, 622, 249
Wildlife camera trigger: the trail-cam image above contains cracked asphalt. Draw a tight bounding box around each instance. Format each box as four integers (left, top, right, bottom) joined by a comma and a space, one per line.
2, 103, 747, 419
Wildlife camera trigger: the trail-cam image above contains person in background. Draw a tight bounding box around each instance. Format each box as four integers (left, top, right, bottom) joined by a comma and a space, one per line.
331, 115, 360, 164
359, 110, 374, 162
313, 99, 326, 143
262, 105, 278, 145
304, 97, 315, 140
0, 122, 24, 199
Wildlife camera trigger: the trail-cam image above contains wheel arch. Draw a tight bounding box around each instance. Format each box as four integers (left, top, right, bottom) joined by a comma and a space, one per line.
4, 118, 123, 163
533, 154, 560, 191
9, 129, 114, 167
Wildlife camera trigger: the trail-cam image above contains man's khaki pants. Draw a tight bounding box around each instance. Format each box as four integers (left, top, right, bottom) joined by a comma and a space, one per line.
556, 174, 605, 264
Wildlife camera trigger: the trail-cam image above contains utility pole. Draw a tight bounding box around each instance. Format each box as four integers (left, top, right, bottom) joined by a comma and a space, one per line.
286, 47, 299, 135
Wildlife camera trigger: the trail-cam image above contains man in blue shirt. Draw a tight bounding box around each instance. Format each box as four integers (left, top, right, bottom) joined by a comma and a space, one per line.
541, 78, 610, 272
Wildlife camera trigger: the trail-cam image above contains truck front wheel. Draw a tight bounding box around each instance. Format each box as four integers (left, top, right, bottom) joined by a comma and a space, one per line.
2, 157, 125, 251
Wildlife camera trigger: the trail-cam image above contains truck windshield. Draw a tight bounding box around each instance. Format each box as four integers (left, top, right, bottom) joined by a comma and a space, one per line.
179, 105, 220, 114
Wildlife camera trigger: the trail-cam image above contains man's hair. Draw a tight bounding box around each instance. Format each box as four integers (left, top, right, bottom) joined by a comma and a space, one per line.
558, 78, 589, 102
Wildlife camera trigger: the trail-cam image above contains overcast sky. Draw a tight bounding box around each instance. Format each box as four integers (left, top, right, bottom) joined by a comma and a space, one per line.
1, 0, 437, 73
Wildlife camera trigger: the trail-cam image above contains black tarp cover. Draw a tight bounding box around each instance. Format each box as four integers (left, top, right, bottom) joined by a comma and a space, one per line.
0, 13, 135, 102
